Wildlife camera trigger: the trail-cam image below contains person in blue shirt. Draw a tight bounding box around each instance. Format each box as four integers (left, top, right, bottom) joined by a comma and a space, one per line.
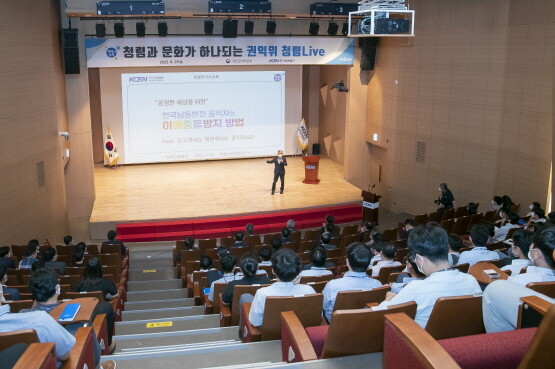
0, 266, 20, 300
18, 245, 38, 269
457, 224, 499, 266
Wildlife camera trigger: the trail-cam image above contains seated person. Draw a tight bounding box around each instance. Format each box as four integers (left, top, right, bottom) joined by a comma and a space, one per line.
447, 234, 463, 266
72, 242, 87, 267
259, 247, 272, 266
208, 254, 240, 302
74, 257, 118, 301
41, 247, 66, 275
0, 247, 15, 269
494, 212, 520, 241
270, 237, 282, 252
506, 226, 555, 286
246, 249, 316, 327
245, 223, 255, 236
391, 252, 426, 293
500, 229, 533, 275
297, 247, 333, 279
369, 241, 383, 266
380, 224, 482, 327
321, 223, 336, 237
526, 208, 547, 229
467, 202, 479, 215
281, 227, 292, 243
63, 235, 74, 246
286, 219, 296, 233
358, 221, 375, 242
222, 253, 272, 305
457, 224, 499, 266
175, 237, 195, 262
200, 255, 222, 285
398, 219, 416, 240
370, 242, 401, 276
19, 244, 38, 269
302, 246, 335, 270
525, 202, 541, 217
0, 266, 20, 300
318, 233, 336, 250
323, 243, 382, 321
102, 229, 126, 255
320, 215, 335, 235
233, 231, 247, 247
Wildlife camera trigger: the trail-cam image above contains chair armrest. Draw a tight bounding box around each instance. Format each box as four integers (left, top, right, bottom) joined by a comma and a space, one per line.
366, 302, 379, 308
204, 294, 213, 315
280, 311, 318, 362
92, 314, 109, 355
371, 276, 380, 281
520, 296, 552, 316
220, 300, 231, 327
240, 302, 261, 343
13, 343, 57, 369
186, 274, 194, 297
61, 327, 96, 369
193, 281, 202, 306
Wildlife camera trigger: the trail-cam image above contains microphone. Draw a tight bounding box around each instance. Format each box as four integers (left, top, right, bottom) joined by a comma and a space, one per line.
368, 184, 376, 192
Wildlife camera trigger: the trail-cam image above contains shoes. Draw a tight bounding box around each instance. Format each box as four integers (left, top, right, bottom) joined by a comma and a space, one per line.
280, 190, 283, 194
100, 360, 116, 369
271, 191, 275, 195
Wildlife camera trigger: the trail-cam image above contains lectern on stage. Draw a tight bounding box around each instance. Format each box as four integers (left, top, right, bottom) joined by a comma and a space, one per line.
361, 191, 381, 225
302, 155, 320, 184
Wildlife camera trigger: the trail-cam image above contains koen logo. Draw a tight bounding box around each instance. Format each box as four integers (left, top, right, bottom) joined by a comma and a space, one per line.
129, 77, 148, 82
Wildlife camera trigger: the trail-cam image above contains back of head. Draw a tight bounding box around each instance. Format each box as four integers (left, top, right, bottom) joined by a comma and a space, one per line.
467, 202, 478, 215
31, 260, 44, 272
29, 268, 58, 302
24, 246, 37, 258
42, 247, 56, 262
310, 247, 327, 268
271, 248, 302, 282
245, 223, 255, 234
448, 234, 463, 252
532, 202, 541, 210
408, 225, 449, 264
370, 231, 384, 244
63, 235, 72, 245
107, 230, 116, 241
325, 223, 335, 234
200, 255, 213, 270
259, 247, 272, 262
235, 231, 244, 242
493, 196, 503, 205
533, 227, 555, 268
502, 195, 514, 207
548, 211, 555, 220
371, 240, 384, 254
220, 254, 236, 273
381, 243, 397, 259
270, 236, 282, 251
507, 212, 520, 225
470, 224, 489, 246
74, 242, 87, 254
184, 237, 195, 250
534, 208, 546, 219
83, 257, 103, 282
28, 239, 40, 250
0, 265, 6, 282
347, 243, 371, 272
320, 233, 331, 245
483, 223, 495, 238
499, 207, 511, 218
240, 252, 259, 277
363, 221, 375, 232
216, 246, 229, 259
287, 219, 295, 230
325, 215, 334, 224
281, 227, 291, 238
404, 219, 416, 227
511, 229, 533, 255
0, 246, 10, 258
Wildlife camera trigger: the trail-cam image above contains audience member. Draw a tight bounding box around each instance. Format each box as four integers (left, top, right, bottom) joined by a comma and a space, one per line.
369, 241, 383, 266
322, 243, 382, 321
41, 247, 66, 275
302, 246, 335, 270
491, 196, 503, 213
501, 195, 515, 210
208, 254, 240, 302
390, 252, 426, 293
494, 212, 520, 241
245, 223, 255, 236
270, 236, 282, 252
526, 208, 546, 229
72, 242, 87, 267
321, 223, 336, 237
233, 231, 246, 247
222, 253, 271, 305
74, 257, 118, 300
500, 229, 533, 276
467, 202, 479, 215
365, 230, 384, 247
184, 237, 195, 250
447, 234, 463, 266
0, 266, 20, 300
297, 247, 333, 279
201, 255, 222, 285
63, 235, 73, 246
457, 224, 499, 266
19, 244, 38, 269
258, 247, 272, 266
358, 221, 375, 242
379, 225, 481, 327
320, 215, 335, 234
286, 219, 296, 232
525, 202, 541, 217
102, 229, 126, 255
0, 247, 15, 269
370, 243, 401, 276
399, 219, 416, 240
318, 233, 336, 250
281, 227, 292, 243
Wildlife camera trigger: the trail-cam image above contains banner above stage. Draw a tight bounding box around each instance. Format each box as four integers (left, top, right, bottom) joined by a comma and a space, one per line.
85, 36, 355, 68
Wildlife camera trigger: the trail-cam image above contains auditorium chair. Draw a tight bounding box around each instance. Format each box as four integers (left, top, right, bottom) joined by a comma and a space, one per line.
10, 269, 31, 285
304, 281, 327, 294
86, 245, 99, 255
382, 228, 398, 242
290, 232, 302, 242
303, 230, 321, 242
339, 234, 358, 251
299, 274, 333, 284
451, 216, 470, 235
466, 213, 484, 231
12, 343, 57, 369
111, 286, 125, 321
440, 208, 455, 221
102, 265, 122, 280
98, 253, 123, 269
440, 219, 455, 234
453, 206, 468, 218
59, 275, 81, 289
50, 297, 99, 325
451, 263, 470, 273
179, 249, 202, 263
371, 264, 405, 284
91, 313, 110, 355
6, 274, 18, 286
204, 282, 227, 315
394, 247, 409, 261
193, 276, 210, 306
414, 214, 428, 225
64, 267, 85, 276
10, 245, 27, 260
63, 291, 105, 302
244, 234, 261, 245
1, 300, 34, 313
298, 240, 318, 253
198, 239, 217, 250
219, 284, 270, 326
56, 246, 74, 257
340, 224, 358, 236
258, 265, 274, 278
427, 212, 441, 223
262, 233, 281, 244
240, 293, 324, 342
332, 286, 390, 313
280, 301, 417, 362
424, 295, 485, 339
220, 237, 235, 246
228, 246, 251, 259
526, 281, 555, 298
382, 301, 555, 369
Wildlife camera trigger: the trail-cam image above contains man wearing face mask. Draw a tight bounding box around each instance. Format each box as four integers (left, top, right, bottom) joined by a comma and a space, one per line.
378, 224, 481, 328
266, 150, 287, 195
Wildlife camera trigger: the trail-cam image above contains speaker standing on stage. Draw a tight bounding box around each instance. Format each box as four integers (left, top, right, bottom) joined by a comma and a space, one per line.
267, 150, 287, 195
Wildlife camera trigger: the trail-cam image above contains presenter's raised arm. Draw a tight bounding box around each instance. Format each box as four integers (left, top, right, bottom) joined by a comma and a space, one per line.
266, 158, 274, 164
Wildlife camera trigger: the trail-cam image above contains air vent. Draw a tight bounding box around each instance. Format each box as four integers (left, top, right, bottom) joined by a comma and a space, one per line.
416, 141, 426, 163
36, 161, 46, 187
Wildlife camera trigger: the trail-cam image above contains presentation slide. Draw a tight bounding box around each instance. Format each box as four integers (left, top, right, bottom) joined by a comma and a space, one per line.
121, 71, 285, 164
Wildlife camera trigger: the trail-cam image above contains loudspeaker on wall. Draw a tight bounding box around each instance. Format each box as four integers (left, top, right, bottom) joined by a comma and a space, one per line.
360, 38, 379, 71
61, 28, 80, 74
312, 143, 320, 155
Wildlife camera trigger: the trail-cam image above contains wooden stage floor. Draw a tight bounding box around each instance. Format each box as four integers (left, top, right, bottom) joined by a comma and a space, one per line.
90, 157, 362, 237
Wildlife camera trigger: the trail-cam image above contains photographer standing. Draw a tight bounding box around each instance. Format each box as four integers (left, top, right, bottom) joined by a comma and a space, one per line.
435, 183, 454, 215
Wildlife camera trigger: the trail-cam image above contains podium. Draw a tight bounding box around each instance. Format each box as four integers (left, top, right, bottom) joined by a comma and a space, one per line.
361, 191, 381, 225
302, 156, 320, 184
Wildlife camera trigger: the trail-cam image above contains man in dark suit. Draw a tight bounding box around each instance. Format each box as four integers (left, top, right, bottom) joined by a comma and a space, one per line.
266, 150, 287, 195
102, 230, 127, 255
0, 265, 20, 301
0, 247, 15, 269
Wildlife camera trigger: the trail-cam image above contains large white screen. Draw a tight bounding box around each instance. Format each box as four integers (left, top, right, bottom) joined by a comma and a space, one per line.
121, 71, 285, 164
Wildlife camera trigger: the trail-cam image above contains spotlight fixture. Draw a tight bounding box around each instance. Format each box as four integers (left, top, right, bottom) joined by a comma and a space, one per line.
95, 23, 106, 38
244, 20, 254, 35
266, 20, 276, 35
158, 21, 168, 37
222, 19, 238, 38
342, 22, 349, 36
309, 22, 320, 36
114, 22, 124, 38
327, 22, 339, 35
204, 19, 214, 34
136, 22, 146, 37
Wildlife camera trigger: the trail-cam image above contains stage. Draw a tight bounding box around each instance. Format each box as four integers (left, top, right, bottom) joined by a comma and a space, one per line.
90, 157, 363, 239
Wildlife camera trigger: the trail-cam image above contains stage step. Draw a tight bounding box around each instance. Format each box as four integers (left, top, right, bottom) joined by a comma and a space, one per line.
102, 341, 282, 369
128, 267, 177, 281
126, 288, 187, 302
122, 306, 205, 321
124, 298, 194, 311
127, 279, 182, 292
115, 314, 220, 335
113, 327, 239, 352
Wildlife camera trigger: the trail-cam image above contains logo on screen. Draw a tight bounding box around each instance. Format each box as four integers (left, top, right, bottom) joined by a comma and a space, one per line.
129, 77, 148, 82
274, 74, 282, 82
106, 48, 117, 58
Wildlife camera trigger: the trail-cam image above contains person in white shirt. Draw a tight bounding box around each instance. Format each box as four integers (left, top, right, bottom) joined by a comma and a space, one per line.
525, 202, 541, 217
370, 242, 401, 277
494, 212, 521, 241
208, 254, 241, 302
246, 249, 316, 327
507, 227, 555, 287
323, 243, 382, 322
447, 234, 462, 266
258, 247, 272, 266
457, 224, 499, 266
380, 224, 482, 328
526, 208, 547, 230
297, 247, 333, 280
368, 240, 383, 266
500, 229, 533, 276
